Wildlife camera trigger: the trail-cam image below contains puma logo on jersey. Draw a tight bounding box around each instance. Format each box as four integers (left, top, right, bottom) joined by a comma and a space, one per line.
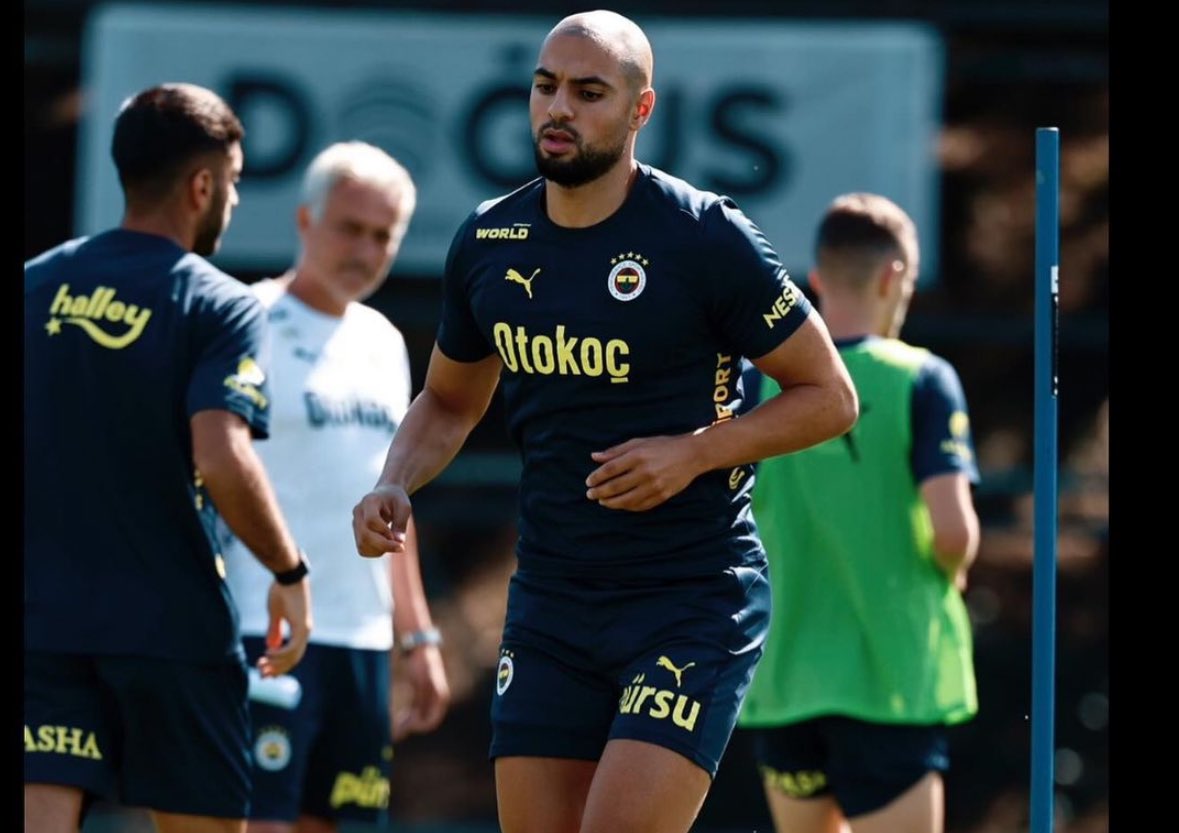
505, 268, 541, 299
656, 656, 696, 688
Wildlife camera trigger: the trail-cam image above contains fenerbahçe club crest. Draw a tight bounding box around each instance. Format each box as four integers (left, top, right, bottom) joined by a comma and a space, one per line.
608, 252, 649, 301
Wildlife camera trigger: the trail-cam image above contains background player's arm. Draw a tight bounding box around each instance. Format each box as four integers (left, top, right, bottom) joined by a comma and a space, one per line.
390, 514, 450, 740
586, 310, 857, 511
191, 408, 312, 675
354, 345, 502, 556
921, 472, 980, 590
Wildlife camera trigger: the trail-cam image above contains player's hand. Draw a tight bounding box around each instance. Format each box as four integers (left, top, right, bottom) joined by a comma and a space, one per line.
585, 435, 700, 512
258, 578, 313, 677
353, 484, 412, 558
392, 644, 451, 742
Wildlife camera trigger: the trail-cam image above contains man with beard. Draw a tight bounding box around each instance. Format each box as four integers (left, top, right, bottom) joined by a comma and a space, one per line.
352, 10, 858, 833
24, 82, 313, 833
221, 141, 450, 833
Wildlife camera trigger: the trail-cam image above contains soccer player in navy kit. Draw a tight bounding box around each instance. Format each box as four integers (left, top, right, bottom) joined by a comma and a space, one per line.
352, 11, 858, 833
24, 83, 312, 833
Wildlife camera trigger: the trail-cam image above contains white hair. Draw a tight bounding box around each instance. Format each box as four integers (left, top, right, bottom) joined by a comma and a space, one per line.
300, 141, 416, 224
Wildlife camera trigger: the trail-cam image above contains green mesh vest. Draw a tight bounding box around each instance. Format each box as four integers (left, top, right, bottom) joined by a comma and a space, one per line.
739, 338, 977, 727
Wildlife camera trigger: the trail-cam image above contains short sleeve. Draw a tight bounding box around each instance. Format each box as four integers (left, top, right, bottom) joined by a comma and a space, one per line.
186, 289, 272, 439
699, 198, 813, 361
911, 354, 980, 484
436, 211, 495, 362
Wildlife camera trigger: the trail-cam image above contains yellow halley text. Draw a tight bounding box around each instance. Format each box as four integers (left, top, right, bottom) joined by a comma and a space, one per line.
47, 284, 152, 349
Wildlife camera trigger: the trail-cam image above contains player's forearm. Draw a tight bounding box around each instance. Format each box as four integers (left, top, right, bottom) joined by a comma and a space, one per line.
686, 378, 858, 473
922, 473, 981, 580
194, 426, 301, 574
376, 387, 480, 496
391, 517, 436, 634
931, 510, 980, 578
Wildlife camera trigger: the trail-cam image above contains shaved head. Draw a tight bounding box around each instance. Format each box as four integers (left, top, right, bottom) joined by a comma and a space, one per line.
546, 10, 654, 92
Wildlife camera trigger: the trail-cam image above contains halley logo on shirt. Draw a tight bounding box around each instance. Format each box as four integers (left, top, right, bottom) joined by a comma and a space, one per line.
223, 356, 269, 409
608, 252, 648, 301
504, 267, 541, 299
24, 724, 103, 759
43, 283, 152, 349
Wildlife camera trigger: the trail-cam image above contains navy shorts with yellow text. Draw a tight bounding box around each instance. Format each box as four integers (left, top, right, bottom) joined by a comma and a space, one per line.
240, 637, 392, 825
24, 651, 251, 818
749, 716, 950, 818
490, 563, 770, 776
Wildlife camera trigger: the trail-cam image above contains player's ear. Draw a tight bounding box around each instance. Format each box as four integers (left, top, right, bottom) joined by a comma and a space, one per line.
877, 259, 904, 298
187, 167, 213, 211
633, 89, 655, 128
808, 269, 825, 298
295, 203, 313, 235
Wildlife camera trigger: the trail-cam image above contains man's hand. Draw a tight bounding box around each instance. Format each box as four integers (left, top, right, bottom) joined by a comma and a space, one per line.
258, 579, 312, 677
392, 645, 451, 742
585, 435, 701, 512
353, 484, 412, 558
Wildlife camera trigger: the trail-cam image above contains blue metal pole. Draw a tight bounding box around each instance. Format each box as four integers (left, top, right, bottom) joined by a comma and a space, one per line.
1031, 125, 1060, 833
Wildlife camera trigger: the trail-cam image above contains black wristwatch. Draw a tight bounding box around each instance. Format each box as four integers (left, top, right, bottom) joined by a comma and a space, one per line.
274, 552, 310, 586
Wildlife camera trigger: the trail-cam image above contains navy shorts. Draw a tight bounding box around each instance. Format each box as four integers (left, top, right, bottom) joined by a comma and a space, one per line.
241, 637, 392, 824
749, 716, 950, 817
24, 651, 251, 818
490, 564, 770, 777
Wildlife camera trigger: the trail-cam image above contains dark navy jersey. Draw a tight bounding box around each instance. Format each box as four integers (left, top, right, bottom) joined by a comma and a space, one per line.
438, 164, 812, 578
24, 229, 272, 662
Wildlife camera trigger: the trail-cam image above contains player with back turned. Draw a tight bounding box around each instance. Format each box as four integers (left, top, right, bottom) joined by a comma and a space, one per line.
739, 192, 981, 833
24, 83, 312, 833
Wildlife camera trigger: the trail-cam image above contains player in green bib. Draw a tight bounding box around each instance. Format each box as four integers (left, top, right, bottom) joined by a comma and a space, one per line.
739, 193, 980, 833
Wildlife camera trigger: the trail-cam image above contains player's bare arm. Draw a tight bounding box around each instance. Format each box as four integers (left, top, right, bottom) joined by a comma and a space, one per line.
191, 409, 312, 676
353, 346, 502, 556
391, 515, 451, 740
921, 471, 980, 590
586, 310, 857, 511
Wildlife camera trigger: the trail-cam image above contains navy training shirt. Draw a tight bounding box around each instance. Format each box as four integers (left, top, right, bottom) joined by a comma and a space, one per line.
438, 164, 813, 578
24, 229, 272, 662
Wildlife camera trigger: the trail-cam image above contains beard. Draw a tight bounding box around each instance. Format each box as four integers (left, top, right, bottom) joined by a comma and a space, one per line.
192, 183, 229, 257
533, 129, 627, 187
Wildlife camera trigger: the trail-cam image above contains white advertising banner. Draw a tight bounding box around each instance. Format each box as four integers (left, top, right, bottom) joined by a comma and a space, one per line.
78, 5, 943, 282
